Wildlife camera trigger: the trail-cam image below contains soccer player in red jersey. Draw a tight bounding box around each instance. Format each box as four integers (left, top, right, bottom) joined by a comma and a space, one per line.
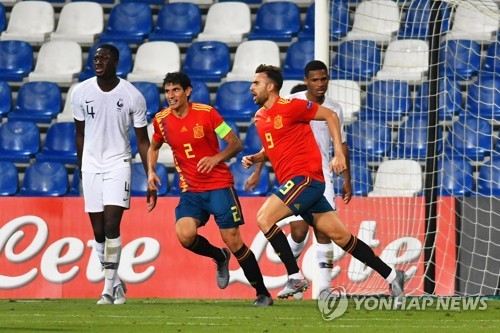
146, 72, 272, 306
242, 65, 405, 307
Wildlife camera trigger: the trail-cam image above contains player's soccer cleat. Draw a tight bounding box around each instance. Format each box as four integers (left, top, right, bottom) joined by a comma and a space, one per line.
113, 280, 127, 305
96, 294, 114, 305
214, 248, 231, 289
277, 277, 309, 299
390, 270, 405, 309
253, 295, 274, 307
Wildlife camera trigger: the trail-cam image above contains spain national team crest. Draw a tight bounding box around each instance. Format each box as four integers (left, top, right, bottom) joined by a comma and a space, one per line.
274, 115, 283, 129
193, 125, 204, 138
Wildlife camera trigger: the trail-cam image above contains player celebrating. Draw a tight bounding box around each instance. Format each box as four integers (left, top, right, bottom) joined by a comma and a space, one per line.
146, 72, 273, 306
245, 60, 353, 300
73, 44, 150, 305
242, 64, 405, 307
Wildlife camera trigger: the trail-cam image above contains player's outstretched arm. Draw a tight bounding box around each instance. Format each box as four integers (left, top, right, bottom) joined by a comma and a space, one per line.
146, 140, 162, 212
341, 142, 352, 204
135, 125, 150, 175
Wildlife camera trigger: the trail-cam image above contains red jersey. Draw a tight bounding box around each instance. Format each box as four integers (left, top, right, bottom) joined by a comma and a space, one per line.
254, 98, 324, 184
152, 103, 234, 192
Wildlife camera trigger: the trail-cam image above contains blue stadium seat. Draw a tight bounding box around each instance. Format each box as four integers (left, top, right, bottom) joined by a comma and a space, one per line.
359, 80, 411, 123
414, 79, 462, 121
72, 0, 114, 4
0, 120, 40, 163
219, 0, 262, 4
213, 81, 259, 122
438, 156, 473, 196
190, 80, 211, 105
79, 42, 132, 81
0, 81, 11, 118
0, 3, 5, 32
347, 120, 391, 163
331, 40, 382, 82
99, 3, 152, 44
0, 161, 18, 196
36, 122, 77, 165
440, 39, 481, 81
182, 41, 231, 82
120, 0, 164, 4
464, 76, 500, 120
480, 41, 500, 78
149, 2, 201, 43
131, 162, 168, 196
247, 1, 300, 42
0, 40, 33, 82
131, 81, 160, 121
69, 167, 81, 196
239, 123, 262, 158
230, 159, 270, 196
282, 39, 315, 80
444, 115, 493, 162
476, 154, 500, 196
20, 161, 68, 197
397, 0, 451, 40
298, 1, 350, 42
8, 82, 61, 124
391, 114, 442, 161
333, 156, 372, 196
218, 121, 240, 152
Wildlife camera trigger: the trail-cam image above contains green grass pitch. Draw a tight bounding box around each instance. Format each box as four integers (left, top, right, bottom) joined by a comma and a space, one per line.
0, 299, 498, 332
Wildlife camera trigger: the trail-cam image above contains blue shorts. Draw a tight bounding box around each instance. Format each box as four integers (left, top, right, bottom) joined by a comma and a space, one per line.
273, 176, 333, 226
175, 187, 244, 229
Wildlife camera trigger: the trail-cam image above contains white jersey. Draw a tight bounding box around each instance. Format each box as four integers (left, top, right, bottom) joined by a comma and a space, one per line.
72, 77, 147, 173
287, 91, 346, 186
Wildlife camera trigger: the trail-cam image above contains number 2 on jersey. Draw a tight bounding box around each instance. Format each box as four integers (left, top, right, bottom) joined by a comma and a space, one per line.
184, 143, 195, 158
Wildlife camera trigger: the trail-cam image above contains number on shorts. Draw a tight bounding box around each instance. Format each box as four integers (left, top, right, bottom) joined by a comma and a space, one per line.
231, 206, 241, 222
279, 180, 295, 195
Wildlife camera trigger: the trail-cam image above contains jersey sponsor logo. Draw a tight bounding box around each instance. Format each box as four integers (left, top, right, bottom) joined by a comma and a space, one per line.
193, 125, 204, 139
274, 115, 283, 129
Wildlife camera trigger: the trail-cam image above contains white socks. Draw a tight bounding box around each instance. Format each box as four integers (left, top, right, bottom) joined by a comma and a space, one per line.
287, 233, 306, 259
316, 242, 334, 292
97, 237, 122, 296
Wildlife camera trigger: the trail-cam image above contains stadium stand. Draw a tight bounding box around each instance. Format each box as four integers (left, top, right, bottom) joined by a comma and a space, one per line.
438, 156, 474, 196
440, 39, 481, 82
368, 159, 423, 197
182, 41, 231, 82
0, 161, 18, 196
99, 2, 152, 44
127, 41, 180, 83
0, 120, 40, 164
282, 39, 315, 80
0, 81, 11, 118
213, 81, 258, 122
359, 80, 411, 124
149, 2, 202, 43
20, 161, 68, 197
230, 159, 271, 196
36, 122, 77, 165
247, 1, 300, 42
131, 162, 168, 197
8, 81, 62, 124
0, 40, 33, 82
331, 40, 382, 83
0, 1, 54, 44
131, 81, 161, 122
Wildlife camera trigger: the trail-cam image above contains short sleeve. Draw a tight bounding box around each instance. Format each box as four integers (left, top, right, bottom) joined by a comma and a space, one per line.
152, 118, 165, 144
71, 85, 84, 121
291, 99, 319, 123
132, 91, 148, 128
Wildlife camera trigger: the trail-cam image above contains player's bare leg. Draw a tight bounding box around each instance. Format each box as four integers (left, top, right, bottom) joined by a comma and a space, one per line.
220, 227, 273, 306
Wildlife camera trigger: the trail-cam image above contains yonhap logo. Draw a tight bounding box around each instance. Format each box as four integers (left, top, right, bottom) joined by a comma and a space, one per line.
317, 286, 349, 321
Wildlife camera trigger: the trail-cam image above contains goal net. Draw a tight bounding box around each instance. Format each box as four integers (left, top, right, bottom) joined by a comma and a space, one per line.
318, 0, 500, 297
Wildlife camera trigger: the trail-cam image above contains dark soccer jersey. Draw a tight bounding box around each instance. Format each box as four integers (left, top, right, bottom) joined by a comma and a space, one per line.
254, 98, 324, 185
152, 103, 234, 192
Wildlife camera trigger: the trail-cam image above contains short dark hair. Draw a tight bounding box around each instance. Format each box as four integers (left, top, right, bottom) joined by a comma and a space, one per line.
97, 44, 119, 62
255, 64, 283, 92
162, 72, 193, 90
304, 60, 328, 77
290, 83, 307, 94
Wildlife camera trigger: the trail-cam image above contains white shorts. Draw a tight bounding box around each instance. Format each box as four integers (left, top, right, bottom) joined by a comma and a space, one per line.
82, 167, 131, 213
